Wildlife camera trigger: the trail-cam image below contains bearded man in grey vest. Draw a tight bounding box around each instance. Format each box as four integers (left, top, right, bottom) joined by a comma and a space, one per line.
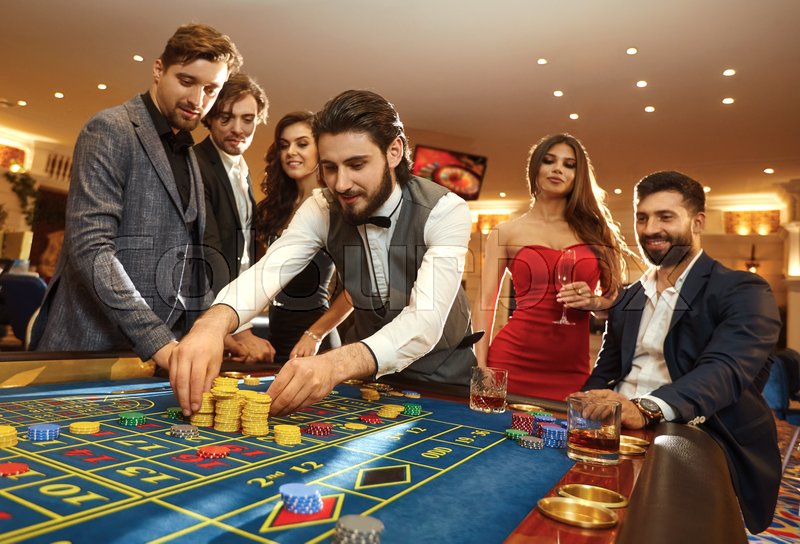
169, 90, 477, 416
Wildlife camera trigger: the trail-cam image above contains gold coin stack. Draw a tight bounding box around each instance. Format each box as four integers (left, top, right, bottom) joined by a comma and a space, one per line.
190, 392, 216, 427
377, 404, 405, 419
360, 388, 381, 401
69, 421, 100, 435
211, 378, 242, 433
0, 425, 18, 448
273, 424, 302, 445
241, 392, 271, 436
243, 376, 261, 386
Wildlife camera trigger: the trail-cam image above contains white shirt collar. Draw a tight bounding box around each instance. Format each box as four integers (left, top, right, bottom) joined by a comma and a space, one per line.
641, 249, 704, 298
210, 138, 243, 175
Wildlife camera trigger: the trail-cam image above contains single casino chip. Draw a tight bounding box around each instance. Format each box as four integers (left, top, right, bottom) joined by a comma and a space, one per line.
343, 423, 368, 430
0, 462, 30, 476
197, 445, 230, 459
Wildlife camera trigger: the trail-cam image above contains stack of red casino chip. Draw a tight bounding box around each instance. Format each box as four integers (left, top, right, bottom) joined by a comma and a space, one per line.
197, 445, 230, 459
303, 422, 333, 436
359, 413, 383, 424
511, 412, 534, 435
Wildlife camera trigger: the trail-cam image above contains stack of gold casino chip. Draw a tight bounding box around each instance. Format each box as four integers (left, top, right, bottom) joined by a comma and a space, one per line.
0, 425, 18, 448
212, 382, 242, 433
69, 421, 100, 435
360, 388, 381, 401
243, 376, 261, 386
273, 424, 302, 445
377, 404, 405, 419
213, 376, 239, 388
190, 392, 216, 427
343, 422, 368, 430
241, 392, 271, 436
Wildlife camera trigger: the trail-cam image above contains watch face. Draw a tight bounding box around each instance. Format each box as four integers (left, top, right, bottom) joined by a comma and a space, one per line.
639, 398, 660, 413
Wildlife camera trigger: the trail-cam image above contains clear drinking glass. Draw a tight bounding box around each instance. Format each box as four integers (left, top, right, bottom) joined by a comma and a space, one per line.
553, 248, 576, 325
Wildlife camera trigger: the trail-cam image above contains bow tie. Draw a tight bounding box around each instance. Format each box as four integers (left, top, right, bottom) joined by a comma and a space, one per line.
365, 216, 392, 228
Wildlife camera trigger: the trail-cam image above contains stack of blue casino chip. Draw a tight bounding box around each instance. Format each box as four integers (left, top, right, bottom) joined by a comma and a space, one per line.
279, 483, 324, 515
541, 424, 567, 448
28, 423, 61, 441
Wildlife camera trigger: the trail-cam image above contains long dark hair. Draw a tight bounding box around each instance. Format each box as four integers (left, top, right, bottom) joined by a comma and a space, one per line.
255, 111, 316, 244
527, 133, 630, 294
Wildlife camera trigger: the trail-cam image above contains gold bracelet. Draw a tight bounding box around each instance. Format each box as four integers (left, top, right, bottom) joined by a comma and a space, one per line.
303, 330, 322, 343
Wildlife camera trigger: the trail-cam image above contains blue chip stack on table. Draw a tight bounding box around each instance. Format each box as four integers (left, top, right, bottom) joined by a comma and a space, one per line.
279, 483, 324, 515
27, 424, 60, 442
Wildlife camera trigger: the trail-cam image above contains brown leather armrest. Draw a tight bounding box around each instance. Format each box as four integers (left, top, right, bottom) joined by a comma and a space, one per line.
618, 422, 746, 544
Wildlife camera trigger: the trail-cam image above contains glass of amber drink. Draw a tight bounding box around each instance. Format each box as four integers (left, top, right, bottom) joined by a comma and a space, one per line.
567, 395, 621, 465
469, 367, 508, 413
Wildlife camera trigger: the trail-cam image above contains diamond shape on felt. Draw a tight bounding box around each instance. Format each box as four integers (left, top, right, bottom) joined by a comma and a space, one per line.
260, 493, 344, 531
355, 464, 410, 489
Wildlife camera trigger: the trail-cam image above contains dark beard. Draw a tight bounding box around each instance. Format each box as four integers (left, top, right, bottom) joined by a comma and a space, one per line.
341, 163, 393, 225
638, 230, 693, 268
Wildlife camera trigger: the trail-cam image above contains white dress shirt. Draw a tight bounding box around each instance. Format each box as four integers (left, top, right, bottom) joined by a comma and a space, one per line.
212, 141, 252, 275
214, 184, 473, 376
616, 250, 704, 421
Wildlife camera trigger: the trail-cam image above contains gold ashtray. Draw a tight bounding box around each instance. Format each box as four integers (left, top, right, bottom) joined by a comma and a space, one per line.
219, 372, 250, 379
508, 403, 544, 413
620, 435, 650, 447
619, 443, 646, 456
557, 484, 629, 509
537, 497, 618, 529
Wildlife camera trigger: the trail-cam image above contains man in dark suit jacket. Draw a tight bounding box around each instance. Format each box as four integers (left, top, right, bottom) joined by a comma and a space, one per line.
30, 24, 242, 368
194, 73, 274, 363
576, 171, 781, 534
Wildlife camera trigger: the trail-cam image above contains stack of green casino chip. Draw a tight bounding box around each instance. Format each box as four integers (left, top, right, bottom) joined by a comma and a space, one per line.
505, 428, 527, 440
402, 403, 422, 416
165, 407, 185, 420
118, 412, 146, 427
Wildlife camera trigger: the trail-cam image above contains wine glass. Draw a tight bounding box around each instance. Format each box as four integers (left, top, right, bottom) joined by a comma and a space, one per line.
553, 248, 576, 325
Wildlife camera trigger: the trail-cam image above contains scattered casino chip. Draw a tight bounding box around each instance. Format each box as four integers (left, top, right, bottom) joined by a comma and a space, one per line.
0, 462, 30, 476
197, 445, 230, 459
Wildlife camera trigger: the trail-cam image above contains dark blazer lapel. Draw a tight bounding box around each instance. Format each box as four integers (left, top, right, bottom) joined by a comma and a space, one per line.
620, 282, 647, 371
667, 252, 713, 333
125, 96, 186, 218
200, 137, 242, 230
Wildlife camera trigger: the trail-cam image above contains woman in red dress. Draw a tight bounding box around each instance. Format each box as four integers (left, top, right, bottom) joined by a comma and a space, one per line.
472, 134, 630, 400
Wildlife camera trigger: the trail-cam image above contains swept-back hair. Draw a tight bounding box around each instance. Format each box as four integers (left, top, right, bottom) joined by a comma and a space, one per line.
202, 73, 268, 128
160, 23, 242, 75
635, 170, 706, 215
527, 133, 630, 294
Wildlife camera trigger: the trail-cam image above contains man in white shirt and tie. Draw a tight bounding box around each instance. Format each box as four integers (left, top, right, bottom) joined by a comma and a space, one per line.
194, 73, 275, 364
574, 171, 781, 534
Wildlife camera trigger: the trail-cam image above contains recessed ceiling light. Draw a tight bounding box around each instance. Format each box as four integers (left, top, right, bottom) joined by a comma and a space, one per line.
499, 192, 507, 198
133, 54, 144, 62
553, 90, 564, 97
644, 106, 655, 113
569, 113, 579, 120
16, 100, 27, 107
636, 80, 648, 88
626, 47, 638, 55
703, 186, 712, 193
763, 168, 775, 174
723, 68, 736, 77
97, 83, 108, 90
613, 188, 622, 195
722, 97, 735, 105
537, 58, 548, 65
54, 92, 64, 99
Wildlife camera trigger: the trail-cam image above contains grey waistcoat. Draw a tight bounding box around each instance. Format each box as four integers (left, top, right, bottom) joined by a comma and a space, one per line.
325, 176, 475, 385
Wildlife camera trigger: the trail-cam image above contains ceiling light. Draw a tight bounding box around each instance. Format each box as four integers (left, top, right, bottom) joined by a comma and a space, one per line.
54, 92, 64, 99
553, 90, 564, 97
644, 106, 655, 113
636, 80, 648, 88
722, 97, 735, 105
16, 100, 27, 107
499, 192, 507, 198
763, 168, 775, 174
9, 163, 22, 173
133, 54, 144, 62
723, 68, 736, 77
613, 188, 622, 195
569, 113, 579, 120
626, 47, 638, 55
703, 186, 712, 193
97, 83, 108, 90
537, 58, 548, 65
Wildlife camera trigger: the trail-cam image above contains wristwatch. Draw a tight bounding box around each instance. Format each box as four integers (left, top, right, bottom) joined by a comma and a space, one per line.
631, 397, 663, 428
